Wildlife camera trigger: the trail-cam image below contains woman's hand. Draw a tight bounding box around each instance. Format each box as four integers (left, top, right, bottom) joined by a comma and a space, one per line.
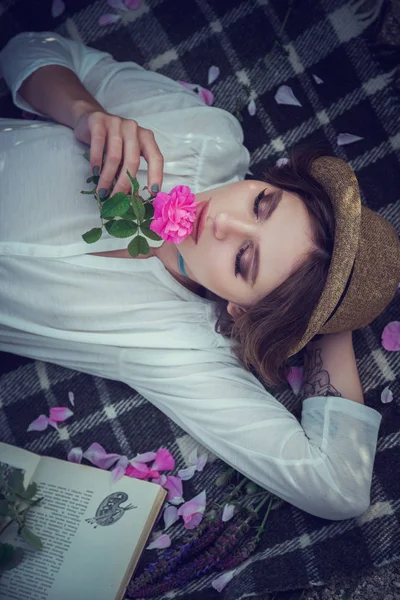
73, 106, 164, 197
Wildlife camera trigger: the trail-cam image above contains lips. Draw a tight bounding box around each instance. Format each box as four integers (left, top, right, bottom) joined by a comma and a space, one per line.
191, 201, 209, 244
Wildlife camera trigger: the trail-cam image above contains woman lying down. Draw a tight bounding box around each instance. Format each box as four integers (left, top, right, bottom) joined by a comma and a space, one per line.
0, 31, 399, 521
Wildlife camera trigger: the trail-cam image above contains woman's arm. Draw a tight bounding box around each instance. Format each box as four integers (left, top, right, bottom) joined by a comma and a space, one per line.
300, 331, 364, 405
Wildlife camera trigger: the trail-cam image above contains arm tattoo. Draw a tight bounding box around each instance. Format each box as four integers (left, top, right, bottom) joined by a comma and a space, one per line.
299, 348, 342, 401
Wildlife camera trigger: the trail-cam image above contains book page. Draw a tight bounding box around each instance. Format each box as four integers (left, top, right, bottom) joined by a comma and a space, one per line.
0, 442, 41, 487
0, 455, 166, 600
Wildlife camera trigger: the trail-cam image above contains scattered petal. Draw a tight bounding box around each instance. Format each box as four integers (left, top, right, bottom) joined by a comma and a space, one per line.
124, 0, 141, 8
222, 503, 235, 522
248, 98, 256, 116
337, 133, 364, 146
83, 442, 120, 470
126, 462, 150, 479
98, 13, 121, 26
163, 505, 179, 530
212, 570, 236, 592
312, 74, 324, 84
67, 447, 83, 463
152, 474, 168, 486
208, 65, 220, 85
196, 453, 208, 471
286, 366, 304, 395
27, 415, 49, 432
276, 157, 289, 167
177, 490, 206, 520
164, 476, 184, 505
246, 168, 254, 176
199, 88, 214, 106
49, 406, 73, 422
111, 465, 126, 484
178, 465, 197, 480
48, 420, 59, 430
382, 321, 400, 351
133, 451, 157, 463
183, 511, 203, 529
275, 85, 302, 107
146, 533, 171, 550
51, 0, 65, 18
188, 448, 198, 465
68, 391, 75, 406
107, 0, 127, 9
381, 386, 393, 404
151, 448, 175, 472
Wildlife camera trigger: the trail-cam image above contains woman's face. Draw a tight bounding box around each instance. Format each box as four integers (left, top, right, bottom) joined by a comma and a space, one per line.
177, 180, 315, 312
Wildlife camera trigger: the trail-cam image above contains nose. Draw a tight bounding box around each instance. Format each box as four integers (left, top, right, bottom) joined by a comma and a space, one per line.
213, 212, 255, 241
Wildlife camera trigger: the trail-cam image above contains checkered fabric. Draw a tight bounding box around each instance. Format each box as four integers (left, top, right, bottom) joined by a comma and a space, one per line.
0, 0, 399, 599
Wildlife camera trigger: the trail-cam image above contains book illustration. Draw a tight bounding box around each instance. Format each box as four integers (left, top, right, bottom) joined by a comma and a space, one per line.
85, 492, 137, 528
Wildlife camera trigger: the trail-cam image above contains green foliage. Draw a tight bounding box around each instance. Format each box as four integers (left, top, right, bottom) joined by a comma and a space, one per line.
144, 203, 154, 221
128, 236, 150, 258
140, 225, 162, 242
105, 220, 138, 238
130, 195, 145, 223
100, 193, 131, 219
126, 170, 140, 195
82, 228, 102, 244
0, 465, 43, 573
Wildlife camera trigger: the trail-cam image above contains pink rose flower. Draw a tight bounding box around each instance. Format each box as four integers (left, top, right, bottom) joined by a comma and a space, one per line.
150, 185, 198, 244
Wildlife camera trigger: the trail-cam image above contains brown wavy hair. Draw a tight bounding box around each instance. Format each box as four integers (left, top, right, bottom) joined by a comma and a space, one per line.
211, 146, 335, 388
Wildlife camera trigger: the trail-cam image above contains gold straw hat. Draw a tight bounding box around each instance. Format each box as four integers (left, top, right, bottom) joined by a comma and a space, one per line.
289, 156, 400, 357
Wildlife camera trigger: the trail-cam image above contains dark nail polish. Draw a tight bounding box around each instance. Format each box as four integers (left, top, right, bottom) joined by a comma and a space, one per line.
98, 188, 108, 199
93, 166, 100, 176
151, 184, 159, 193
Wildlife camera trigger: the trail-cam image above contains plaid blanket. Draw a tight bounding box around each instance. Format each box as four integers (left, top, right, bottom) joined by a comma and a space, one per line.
0, 0, 399, 599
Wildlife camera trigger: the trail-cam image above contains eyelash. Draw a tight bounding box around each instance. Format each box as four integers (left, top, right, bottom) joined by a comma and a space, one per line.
234, 190, 266, 277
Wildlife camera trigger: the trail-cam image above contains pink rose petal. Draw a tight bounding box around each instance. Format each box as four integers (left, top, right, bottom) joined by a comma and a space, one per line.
208, 65, 220, 85
183, 511, 204, 529
49, 406, 73, 422
177, 490, 206, 518
178, 465, 197, 481
248, 98, 256, 116
67, 447, 83, 463
212, 570, 236, 592
51, 0, 65, 18
196, 453, 208, 471
163, 505, 179, 530
111, 466, 126, 484
199, 88, 214, 106
27, 414, 49, 432
108, 0, 127, 9
222, 503, 235, 522
152, 474, 168, 486
133, 451, 157, 463
126, 462, 150, 480
275, 85, 302, 107
48, 420, 59, 430
337, 133, 363, 146
382, 321, 400, 351
286, 366, 304, 395
381, 386, 393, 404
164, 476, 184, 505
312, 74, 324, 84
151, 448, 175, 472
150, 186, 198, 244
68, 391, 75, 406
146, 533, 171, 550
83, 442, 120, 470
98, 13, 121, 26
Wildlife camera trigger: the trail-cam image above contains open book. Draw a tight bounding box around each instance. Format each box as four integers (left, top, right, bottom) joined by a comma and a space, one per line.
0, 442, 167, 600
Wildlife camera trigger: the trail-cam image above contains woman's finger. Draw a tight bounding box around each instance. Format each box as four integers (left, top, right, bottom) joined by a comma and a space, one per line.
88, 116, 107, 177
138, 128, 164, 194
111, 121, 141, 196
96, 116, 123, 197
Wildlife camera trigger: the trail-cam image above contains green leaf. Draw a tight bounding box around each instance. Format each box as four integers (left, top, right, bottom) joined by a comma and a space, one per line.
0, 543, 23, 571
130, 196, 145, 224
127, 236, 150, 258
105, 220, 138, 238
140, 225, 162, 242
120, 206, 137, 221
20, 526, 42, 550
8, 471, 24, 496
101, 193, 130, 219
126, 170, 140, 195
144, 203, 154, 221
82, 228, 103, 244
21, 482, 38, 500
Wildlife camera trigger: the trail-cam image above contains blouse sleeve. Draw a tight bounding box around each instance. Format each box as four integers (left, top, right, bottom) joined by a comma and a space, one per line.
0, 31, 113, 116
119, 346, 382, 521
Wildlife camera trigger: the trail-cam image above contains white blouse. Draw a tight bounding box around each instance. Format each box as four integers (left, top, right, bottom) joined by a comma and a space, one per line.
0, 32, 382, 520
